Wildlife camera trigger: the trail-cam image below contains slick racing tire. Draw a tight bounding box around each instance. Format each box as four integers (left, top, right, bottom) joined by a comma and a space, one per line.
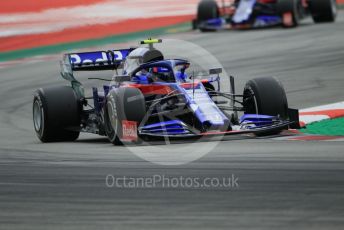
33, 86, 81, 142
310, 0, 337, 23
243, 77, 289, 136
104, 87, 146, 145
197, 0, 219, 32
277, 0, 302, 28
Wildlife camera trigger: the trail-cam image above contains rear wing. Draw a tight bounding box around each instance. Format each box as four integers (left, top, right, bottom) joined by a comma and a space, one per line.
63, 48, 134, 71
60, 48, 134, 98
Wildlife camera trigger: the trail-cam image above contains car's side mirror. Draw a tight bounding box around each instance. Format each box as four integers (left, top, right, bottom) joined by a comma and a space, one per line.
209, 68, 222, 75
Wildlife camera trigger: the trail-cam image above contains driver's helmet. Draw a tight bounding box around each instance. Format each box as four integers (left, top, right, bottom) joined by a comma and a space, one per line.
150, 66, 173, 82
123, 47, 164, 75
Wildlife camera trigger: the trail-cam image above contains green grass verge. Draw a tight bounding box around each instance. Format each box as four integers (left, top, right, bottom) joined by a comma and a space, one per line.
300, 116, 344, 136
0, 22, 191, 62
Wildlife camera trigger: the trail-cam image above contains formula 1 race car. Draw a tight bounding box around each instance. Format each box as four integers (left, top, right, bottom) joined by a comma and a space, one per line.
33, 39, 299, 145
193, 0, 337, 31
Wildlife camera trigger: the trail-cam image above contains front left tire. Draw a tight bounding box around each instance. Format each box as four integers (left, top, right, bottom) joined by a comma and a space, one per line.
104, 87, 146, 145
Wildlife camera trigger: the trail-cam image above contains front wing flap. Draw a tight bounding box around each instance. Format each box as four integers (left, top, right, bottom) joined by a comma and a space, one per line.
139, 120, 296, 139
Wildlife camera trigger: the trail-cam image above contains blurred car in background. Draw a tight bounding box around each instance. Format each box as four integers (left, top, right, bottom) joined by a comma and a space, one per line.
193, 0, 337, 31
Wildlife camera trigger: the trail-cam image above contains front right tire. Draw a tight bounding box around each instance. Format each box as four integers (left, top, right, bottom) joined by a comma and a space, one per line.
243, 77, 289, 136
310, 0, 337, 23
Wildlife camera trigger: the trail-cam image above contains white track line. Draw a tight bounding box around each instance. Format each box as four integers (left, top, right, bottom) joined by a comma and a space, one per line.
299, 101, 344, 126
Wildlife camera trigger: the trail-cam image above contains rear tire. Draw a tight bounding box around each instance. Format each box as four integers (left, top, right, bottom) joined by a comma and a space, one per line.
197, 0, 220, 32
33, 86, 81, 142
243, 77, 289, 136
104, 88, 146, 145
310, 0, 337, 23
277, 0, 302, 28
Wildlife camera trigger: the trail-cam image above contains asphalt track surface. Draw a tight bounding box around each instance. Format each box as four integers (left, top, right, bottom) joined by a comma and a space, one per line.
1, 13, 344, 230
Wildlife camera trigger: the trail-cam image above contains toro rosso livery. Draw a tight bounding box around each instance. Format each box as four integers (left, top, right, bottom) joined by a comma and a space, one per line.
193, 0, 337, 31
33, 39, 299, 145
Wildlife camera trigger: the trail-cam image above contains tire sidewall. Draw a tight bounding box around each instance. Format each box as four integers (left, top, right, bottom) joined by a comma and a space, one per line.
33, 90, 47, 140
104, 88, 146, 145
244, 77, 288, 119
104, 90, 122, 144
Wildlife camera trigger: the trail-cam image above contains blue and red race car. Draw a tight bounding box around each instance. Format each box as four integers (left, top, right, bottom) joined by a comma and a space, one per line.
193, 0, 337, 31
33, 39, 299, 145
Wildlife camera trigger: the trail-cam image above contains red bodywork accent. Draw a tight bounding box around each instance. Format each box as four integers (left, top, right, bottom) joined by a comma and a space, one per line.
125, 84, 173, 95
180, 80, 208, 89
180, 82, 198, 89
124, 80, 209, 94
257, 0, 276, 3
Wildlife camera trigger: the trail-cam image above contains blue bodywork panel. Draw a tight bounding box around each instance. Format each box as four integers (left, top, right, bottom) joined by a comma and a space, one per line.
206, 18, 227, 27
240, 114, 276, 127
253, 15, 281, 27
232, 0, 256, 24
178, 83, 229, 129
141, 120, 191, 135
68, 49, 132, 71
